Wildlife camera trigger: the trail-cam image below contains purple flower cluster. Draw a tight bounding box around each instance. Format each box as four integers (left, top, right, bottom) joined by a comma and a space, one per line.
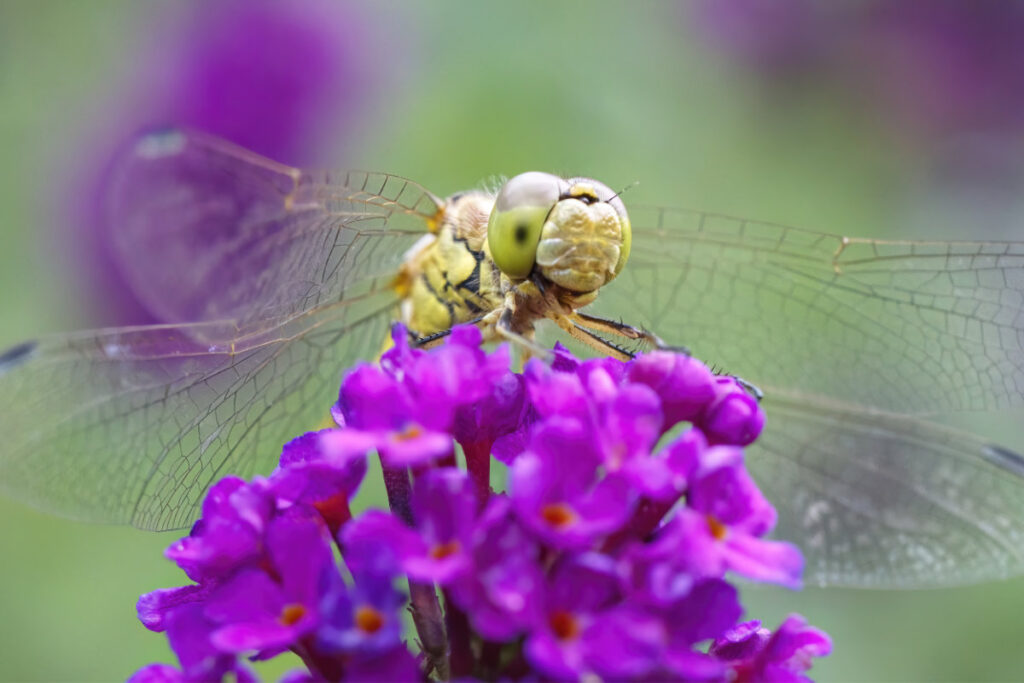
131, 326, 831, 682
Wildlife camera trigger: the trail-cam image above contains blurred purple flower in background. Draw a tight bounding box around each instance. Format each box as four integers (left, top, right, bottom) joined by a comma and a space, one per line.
694, 0, 1024, 138
64, 0, 389, 326
692, 0, 829, 73
692, 0, 1024, 239
131, 326, 831, 681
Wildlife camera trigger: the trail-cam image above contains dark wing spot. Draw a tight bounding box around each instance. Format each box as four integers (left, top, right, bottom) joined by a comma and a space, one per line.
0, 340, 36, 375
982, 444, 1024, 478
514, 223, 529, 244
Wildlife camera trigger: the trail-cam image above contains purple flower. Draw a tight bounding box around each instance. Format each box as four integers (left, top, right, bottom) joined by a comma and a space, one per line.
331, 326, 514, 468
627, 351, 719, 426
865, 2, 1024, 135
132, 603, 253, 683
625, 427, 706, 502
331, 363, 454, 466
699, 377, 765, 446
65, 0, 389, 326
203, 506, 336, 655
341, 646, 422, 683
163, 476, 274, 584
692, 1, 1024, 138
137, 584, 212, 633
134, 328, 831, 681
711, 614, 833, 682
395, 326, 512, 421
664, 578, 743, 653
126, 663, 187, 683
684, 446, 804, 588
452, 369, 531, 459
447, 496, 545, 641
341, 469, 477, 584
692, 0, 829, 72
270, 430, 368, 532
510, 417, 635, 549
529, 358, 665, 472
523, 555, 664, 680
317, 565, 406, 656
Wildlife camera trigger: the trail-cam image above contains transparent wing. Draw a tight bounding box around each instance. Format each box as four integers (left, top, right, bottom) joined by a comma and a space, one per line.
0, 290, 398, 531
609, 207, 1024, 414
755, 391, 1024, 588
0, 130, 434, 529
594, 208, 1024, 587
106, 129, 440, 337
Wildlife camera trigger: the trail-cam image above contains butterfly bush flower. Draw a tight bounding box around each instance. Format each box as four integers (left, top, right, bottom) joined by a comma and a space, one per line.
132, 325, 831, 681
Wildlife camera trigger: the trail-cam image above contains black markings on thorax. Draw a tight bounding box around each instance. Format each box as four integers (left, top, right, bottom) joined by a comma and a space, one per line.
421, 272, 456, 326
418, 227, 496, 325
445, 233, 488, 296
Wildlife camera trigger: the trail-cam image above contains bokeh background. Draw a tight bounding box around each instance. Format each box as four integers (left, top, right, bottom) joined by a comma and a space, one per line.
2, 1, 1024, 680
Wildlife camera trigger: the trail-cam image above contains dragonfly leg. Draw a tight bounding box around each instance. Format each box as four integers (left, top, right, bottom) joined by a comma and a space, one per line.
409, 314, 488, 349
570, 311, 689, 356
732, 375, 764, 401
495, 307, 554, 361
566, 312, 763, 398
705, 361, 764, 401
554, 315, 635, 361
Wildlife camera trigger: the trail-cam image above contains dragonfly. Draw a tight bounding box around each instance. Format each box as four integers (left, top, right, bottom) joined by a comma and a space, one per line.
1, 129, 1022, 590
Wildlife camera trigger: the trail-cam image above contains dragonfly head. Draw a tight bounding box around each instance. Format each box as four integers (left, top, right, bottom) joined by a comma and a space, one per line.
487, 172, 631, 293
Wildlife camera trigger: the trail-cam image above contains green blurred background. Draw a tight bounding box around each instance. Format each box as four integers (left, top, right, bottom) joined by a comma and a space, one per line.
1, 1, 1023, 680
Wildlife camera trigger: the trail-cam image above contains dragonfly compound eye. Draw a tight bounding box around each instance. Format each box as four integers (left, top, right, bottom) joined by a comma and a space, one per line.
534, 177, 632, 293
487, 172, 562, 280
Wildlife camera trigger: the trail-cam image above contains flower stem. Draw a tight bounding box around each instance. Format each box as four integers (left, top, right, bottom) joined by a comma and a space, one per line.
443, 590, 474, 679
479, 640, 504, 680
410, 581, 450, 680
293, 636, 344, 682
381, 460, 414, 525
462, 440, 493, 510
381, 456, 450, 679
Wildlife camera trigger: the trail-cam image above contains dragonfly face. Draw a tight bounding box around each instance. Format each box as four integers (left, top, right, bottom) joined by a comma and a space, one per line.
395, 171, 643, 358
1, 128, 1023, 589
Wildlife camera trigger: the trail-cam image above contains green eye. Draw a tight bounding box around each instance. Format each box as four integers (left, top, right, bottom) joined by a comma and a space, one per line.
487, 172, 561, 279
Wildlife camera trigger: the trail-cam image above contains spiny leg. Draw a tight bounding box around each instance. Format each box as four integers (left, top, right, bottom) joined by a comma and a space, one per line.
554, 315, 635, 361
572, 312, 762, 400
408, 314, 488, 349
731, 375, 764, 401
570, 311, 688, 355
495, 307, 554, 361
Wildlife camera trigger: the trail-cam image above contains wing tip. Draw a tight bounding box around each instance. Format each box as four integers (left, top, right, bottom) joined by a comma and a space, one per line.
133, 128, 188, 159
982, 443, 1024, 478
0, 340, 36, 375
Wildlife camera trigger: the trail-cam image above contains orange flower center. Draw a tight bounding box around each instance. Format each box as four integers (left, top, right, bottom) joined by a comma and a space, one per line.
312, 490, 351, 530
707, 515, 729, 541
355, 605, 385, 634
549, 610, 580, 641
394, 423, 423, 441
278, 603, 306, 626
429, 540, 462, 559
541, 502, 577, 528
